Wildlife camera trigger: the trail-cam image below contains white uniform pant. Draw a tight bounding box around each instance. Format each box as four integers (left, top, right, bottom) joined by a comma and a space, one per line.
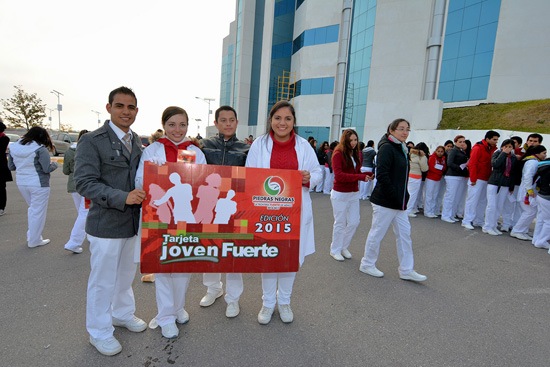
262, 272, 296, 308
361, 204, 414, 276
463, 179, 488, 226
316, 164, 325, 192
18, 185, 50, 246
483, 185, 513, 231
435, 179, 446, 215
415, 180, 425, 209
508, 185, 522, 227
65, 192, 89, 249
406, 178, 422, 214
532, 198, 550, 248
323, 167, 333, 194
86, 234, 138, 340
202, 273, 244, 303
513, 200, 538, 234
441, 177, 467, 221
360, 167, 374, 199
154, 273, 192, 326
330, 191, 361, 255
424, 179, 442, 216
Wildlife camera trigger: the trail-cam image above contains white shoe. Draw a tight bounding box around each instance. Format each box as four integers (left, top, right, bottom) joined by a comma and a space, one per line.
407, 213, 417, 218
89, 336, 122, 356
176, 308, 189, 324
258, 306, 274, 325
510, 231, 532, 241
500, 225, 510, 233
534, 244, 550, 249
461, 223, 474, 230
200, 290, 223, 307
330, 252, 345, 261
278, 304, 294, 323
424, 214, 438, 218
400, 270, 427, 282
441, 218, 456, 223
161, 323, 179, 339
482, 229, 501, 236
0, 209, 5, 216
226, 302, 240, 318
64, 246, 83, 254
359, 265, 384, 278
341, 249, 352, 259
28, 239, 50, 248
112, 316, 147, 332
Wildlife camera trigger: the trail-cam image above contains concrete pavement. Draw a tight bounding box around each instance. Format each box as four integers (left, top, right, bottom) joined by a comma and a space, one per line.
1, 169, 549, 367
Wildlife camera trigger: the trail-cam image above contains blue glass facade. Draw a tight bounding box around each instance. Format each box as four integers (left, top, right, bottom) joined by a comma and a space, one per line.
233, 0, 243, 107
293, 77, 335, 97
220, 44, 234, 106
342, 0, 377, 140
292, 25, 339, 54
247, 0, 265, 126
438, 0, 501, 102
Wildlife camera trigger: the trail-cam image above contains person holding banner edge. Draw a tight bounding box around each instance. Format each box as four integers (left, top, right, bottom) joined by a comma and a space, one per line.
135, 106, 207, 339
200, 105, 249, 318
245, 100, 322, 325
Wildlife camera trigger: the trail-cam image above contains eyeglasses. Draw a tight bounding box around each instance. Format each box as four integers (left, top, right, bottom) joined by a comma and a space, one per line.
395, 128, 411, 132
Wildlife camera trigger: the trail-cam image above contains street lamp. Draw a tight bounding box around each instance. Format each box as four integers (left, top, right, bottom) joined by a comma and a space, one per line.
50, 89, 63, 131
195, 97, 215, 126
91, 110, 101, 127
47, 108, 55, 129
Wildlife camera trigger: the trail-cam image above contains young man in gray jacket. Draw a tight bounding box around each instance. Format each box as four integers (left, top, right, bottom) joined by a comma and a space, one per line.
200, 105, 249, 318
75, 87, 147, 356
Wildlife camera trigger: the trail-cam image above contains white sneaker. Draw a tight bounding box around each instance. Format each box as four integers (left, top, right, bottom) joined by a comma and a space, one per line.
461, 223, 474, 230
359, 265, 384, 278
330, 252, 345, 261
424, 214, 438, 218
226, 302, 240, 318
161, 323, 179, 339
341, 249, 352, 259
407, 213, 417, 218
482, 229, 501, 236
200, 290, 223, 307
64, 246, 83, 254
112, 315, 147, 332
500, 225, 510, 233
258, 306, 274, 325
441, 218, 456, 223
400, 270, 427, 282
176, 308, 189, 324
28, 239, 50, 248
510, 231, 532, 241
278, 304, 294, 323
0, 209, 5, 216
89, 336, 122, 356
534, 243, 550, 249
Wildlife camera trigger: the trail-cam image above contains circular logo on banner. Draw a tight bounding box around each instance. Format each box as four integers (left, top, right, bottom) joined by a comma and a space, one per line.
264, 176, 285, 196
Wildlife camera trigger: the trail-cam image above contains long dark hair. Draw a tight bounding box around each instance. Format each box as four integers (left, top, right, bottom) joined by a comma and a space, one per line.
20, 127, 53, 150
334, 129, 361, 169
265, 101, 297, 135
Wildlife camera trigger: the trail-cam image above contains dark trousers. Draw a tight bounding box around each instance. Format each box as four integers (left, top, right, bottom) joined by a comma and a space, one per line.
0, 181, 6, 210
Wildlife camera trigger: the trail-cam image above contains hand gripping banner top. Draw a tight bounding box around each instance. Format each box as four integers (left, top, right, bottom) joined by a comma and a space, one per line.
140, 161, 302, 273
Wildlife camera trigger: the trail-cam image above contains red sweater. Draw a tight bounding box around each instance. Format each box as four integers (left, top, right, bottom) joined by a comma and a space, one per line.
332, 149, 370, 192
469, 139, 497, 183
426, 153, 447, 181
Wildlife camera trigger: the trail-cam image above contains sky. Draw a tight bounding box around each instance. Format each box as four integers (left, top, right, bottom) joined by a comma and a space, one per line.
0, 0, 237, 137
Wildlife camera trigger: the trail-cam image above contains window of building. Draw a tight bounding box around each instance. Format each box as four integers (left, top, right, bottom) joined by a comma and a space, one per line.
292, 25, 339, 54
292, 77, 335, 97
437, 0, 501, 102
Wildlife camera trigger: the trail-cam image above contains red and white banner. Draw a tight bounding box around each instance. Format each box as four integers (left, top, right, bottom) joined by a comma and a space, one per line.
140, 162, 302, 273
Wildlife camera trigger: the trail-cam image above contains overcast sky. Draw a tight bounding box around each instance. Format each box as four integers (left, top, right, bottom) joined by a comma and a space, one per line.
0, 0, 237, 137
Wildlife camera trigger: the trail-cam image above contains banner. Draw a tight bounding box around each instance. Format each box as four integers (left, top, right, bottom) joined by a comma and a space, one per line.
140, 162, 302, 273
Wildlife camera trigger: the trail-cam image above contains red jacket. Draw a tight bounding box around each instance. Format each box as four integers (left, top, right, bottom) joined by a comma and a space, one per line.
426, 153, 447, 181
332, 149, 370, 192
469, 139, 497, 183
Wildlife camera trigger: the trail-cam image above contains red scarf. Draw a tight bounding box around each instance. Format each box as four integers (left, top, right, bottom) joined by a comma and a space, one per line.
157, 137, 199, 163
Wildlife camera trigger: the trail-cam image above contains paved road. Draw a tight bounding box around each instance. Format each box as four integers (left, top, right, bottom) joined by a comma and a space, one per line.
1, 169, 549, 367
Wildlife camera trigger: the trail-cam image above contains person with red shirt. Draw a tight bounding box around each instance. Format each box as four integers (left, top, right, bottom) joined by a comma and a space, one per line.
246, 101, 322, 325
462, 130, 499, 230
329, 129, 372, 261
424, 146, 446, 218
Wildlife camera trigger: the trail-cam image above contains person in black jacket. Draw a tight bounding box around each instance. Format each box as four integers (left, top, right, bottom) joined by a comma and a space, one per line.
359, 118, 427, 282
482, 139, 517, 235
0, 119, 13, 215
199, 106, 249, 318
441, 135, 469, 223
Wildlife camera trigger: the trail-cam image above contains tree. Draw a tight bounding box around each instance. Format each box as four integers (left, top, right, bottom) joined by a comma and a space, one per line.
0, 85, 47, 130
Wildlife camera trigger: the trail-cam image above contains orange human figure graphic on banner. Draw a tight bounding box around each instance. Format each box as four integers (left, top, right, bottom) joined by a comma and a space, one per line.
194, 173, 222, 224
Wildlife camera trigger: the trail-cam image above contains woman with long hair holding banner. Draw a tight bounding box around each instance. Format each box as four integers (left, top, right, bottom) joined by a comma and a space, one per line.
246, 100, 322, 325
329, 129, 371, 261
135, 106, 206, 339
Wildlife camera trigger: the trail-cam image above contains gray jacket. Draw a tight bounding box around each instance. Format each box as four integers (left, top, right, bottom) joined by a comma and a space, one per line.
201, 134, 249, 167
74, 122, 142, 238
